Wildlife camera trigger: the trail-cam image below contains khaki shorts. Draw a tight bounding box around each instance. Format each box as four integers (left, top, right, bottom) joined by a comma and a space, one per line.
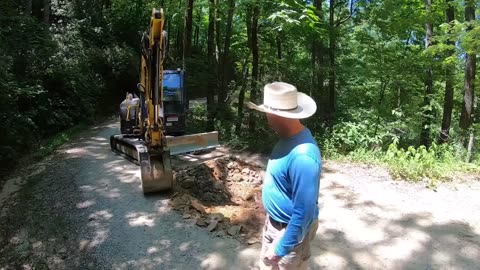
259, 216, 319, 270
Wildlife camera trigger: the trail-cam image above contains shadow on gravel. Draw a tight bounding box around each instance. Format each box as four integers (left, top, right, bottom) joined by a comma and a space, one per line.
309, 179, 480, 270
2, 120, 479, 270
0, 122, 258, 270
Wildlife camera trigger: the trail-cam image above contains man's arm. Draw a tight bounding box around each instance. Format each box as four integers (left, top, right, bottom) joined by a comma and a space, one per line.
274, 154, 321, 257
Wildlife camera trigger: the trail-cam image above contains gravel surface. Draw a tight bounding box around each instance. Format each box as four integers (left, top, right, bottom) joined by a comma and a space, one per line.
1, 119, 479, 270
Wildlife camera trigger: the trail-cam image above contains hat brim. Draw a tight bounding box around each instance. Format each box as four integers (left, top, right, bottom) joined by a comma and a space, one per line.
246, 92, 317, 119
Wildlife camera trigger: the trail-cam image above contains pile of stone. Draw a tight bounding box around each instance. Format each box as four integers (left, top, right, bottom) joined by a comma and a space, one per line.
169, 156, 265, 245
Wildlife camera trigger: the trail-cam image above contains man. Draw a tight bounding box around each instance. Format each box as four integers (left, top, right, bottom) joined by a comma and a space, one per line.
247, 82, 321, 270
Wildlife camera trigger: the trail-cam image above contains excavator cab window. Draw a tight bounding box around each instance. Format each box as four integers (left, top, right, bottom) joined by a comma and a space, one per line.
163, 70, 186, 135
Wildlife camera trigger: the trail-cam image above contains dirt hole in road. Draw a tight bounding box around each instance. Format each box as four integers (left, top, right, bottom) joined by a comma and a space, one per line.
170, 156, 265, 245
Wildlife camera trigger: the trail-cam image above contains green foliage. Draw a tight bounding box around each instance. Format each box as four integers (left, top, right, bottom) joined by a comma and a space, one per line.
384, 141, 449, 182
35, 123, 88, 159
1, 0, 479, 184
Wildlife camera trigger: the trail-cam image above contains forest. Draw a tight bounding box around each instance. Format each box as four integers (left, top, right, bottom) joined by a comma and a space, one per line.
0, 0, 479, 181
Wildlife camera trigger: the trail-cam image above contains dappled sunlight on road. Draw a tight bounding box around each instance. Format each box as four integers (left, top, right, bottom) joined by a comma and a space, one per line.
312, 169, 480, 270
3, 119, 480, 270
126, 212, 156, 227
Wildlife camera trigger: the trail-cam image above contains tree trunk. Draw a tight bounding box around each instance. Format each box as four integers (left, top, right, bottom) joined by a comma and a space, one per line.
219, 0, 235, 110
374, 77, 389, 136
236, 7, 253, 134
439, 0, 455, 143
420, 0, 434, 148
215, 1, 222, 62
236, 61, 250, 134
194, 24, 199, 49
184, 0, 194, 58
277, 34, 282, 60
460, 0, 476, 130
207, 0, 216, 131
176, 0, 184, 56
328, 0, 336, 117
194, 10, 201, 50
248, 3, 260, 132
311, 40, 316, 96
167, 20, 171, 54
25, 0, 32, 15
313, 0, 324, 102
43, 0, 50, 24
215, 0, 222, 110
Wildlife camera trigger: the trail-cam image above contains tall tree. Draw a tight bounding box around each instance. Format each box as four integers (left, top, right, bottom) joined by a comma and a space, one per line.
236, 5, 253, 134
313, 0, 325, 105
420, 0, 434, 147
327, 0, 353, 118
219, 0, 235, 109
248, 3, 260, 132
43, 0, 50, 24
176, 0, 184, 55
439, 0, 455, 143
460, 0, 476, 130
215, 0, 222, 112
207, 0, 217, 131
25, 0, 32, 15
328, 0, 336, 116
183, 0, 194, 58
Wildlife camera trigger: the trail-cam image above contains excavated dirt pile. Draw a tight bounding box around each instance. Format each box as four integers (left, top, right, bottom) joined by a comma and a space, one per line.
169, 156, 266, 245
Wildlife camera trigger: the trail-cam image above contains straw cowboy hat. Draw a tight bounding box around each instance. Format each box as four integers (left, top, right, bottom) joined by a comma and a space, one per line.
247, 82, 317, 119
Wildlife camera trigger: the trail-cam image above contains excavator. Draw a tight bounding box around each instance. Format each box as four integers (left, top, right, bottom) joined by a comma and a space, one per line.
110, 8, 219, 194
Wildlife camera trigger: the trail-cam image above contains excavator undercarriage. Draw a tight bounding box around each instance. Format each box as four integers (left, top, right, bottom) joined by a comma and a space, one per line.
110, 8, 219, 194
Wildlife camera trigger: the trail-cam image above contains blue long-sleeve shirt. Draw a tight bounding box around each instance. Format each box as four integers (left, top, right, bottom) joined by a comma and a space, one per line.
262, 127, 321, 257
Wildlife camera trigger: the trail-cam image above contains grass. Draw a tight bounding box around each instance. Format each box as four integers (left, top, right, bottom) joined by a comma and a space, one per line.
321, 142, 480, 188
33, 123, 89, 159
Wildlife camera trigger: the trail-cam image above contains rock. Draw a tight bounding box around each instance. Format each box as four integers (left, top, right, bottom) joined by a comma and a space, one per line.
204, 192, 216, 203
214, 231, 226, 238
172, 195, 191, 208
242, 168, 250, 175
191, 200, 207, 214
32, 242, 43, 249
242, 192, 254, 201
209, 213, 224, 221
232, 174, 243, 182
207, 220, 218, 232
247, 237, 260, 245
227, 225, 242, 236
213, 181, 224, 190
182, 214, 191, 219
227, 162, 235, 169
181, 178, 195, 189
196, 218, 207, 227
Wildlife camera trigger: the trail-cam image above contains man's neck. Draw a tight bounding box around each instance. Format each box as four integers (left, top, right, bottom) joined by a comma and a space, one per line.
279, 121, 305, 139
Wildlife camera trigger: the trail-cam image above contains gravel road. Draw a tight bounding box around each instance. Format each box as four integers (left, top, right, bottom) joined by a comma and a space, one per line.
1, 119, 479, 270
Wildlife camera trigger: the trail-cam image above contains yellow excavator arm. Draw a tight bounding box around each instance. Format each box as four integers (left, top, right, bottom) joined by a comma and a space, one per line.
110, 7, 219, 194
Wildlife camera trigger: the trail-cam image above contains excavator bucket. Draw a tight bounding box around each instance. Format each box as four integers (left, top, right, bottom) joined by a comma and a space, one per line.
110, 135, 173, 194
139, 150, 173, 193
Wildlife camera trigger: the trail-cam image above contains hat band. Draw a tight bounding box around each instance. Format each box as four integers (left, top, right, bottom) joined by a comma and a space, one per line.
264, 104, 298, 112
